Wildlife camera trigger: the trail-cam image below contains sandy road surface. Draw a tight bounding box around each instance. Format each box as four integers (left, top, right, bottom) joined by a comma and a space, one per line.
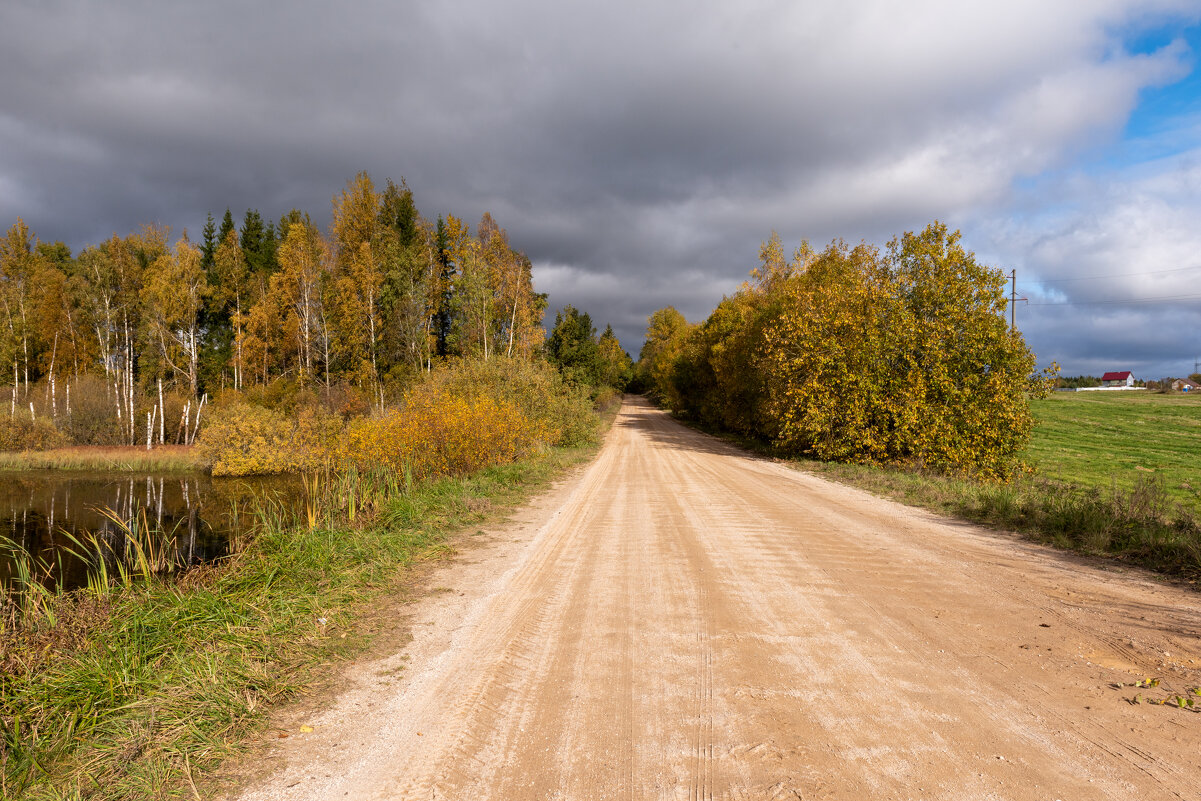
233, 397, 1201, 800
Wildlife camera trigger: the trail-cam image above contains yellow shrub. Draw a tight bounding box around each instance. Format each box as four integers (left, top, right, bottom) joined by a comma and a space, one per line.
667, 223, 1041, 480
0, 414, 69, 452
197, 402, 340, 476
199, 360, 594, 478
414, 358, 599, 447
336, 391, 544, 480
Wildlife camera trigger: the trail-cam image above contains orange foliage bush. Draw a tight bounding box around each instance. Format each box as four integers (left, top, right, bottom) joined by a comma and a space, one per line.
337, 391, 546, 480
197, 402, 341, 476
0, 413, 69, 452
199, 360, 595, 477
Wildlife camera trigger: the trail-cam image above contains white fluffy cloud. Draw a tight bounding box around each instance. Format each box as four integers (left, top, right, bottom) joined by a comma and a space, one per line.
967, 133, 1201, 377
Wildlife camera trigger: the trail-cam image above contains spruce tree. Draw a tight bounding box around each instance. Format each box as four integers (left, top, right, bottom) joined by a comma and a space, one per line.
434, 217, 454, 356
379, 178, 419, 247
218, 209, 236, 249
200, 212, 217, 272
546, 305, 601, 386
240, 209, 265, 274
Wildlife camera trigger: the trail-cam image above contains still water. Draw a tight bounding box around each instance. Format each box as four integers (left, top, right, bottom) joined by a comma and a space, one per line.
0, 472, 304, 590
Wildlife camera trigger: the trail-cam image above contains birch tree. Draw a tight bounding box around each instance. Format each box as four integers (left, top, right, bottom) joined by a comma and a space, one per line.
144, 237, 207, 397
273, 216, 326, 384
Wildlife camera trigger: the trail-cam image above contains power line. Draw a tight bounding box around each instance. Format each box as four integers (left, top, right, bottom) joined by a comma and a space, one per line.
1035, 264, 1201, 285
1029, 292, 1201, 307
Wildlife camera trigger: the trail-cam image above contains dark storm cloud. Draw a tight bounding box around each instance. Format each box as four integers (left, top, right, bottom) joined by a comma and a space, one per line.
1, 0, 1198, 358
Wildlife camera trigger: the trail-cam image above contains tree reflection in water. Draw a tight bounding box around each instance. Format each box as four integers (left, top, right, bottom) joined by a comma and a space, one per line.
0, 473, 303, 590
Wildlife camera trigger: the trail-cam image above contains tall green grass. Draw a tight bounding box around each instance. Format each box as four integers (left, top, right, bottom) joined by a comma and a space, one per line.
1027, 391, 1201, 514
0, 445, 595, 800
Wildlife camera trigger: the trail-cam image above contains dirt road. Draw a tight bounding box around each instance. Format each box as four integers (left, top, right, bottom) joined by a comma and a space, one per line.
233, 397, 1201, 800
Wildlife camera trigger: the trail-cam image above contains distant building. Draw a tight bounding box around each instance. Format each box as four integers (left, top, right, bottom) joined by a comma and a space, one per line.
1101, 371, 1134, 388
1172, 378, 1199, 392
1078, 371, 1142, 392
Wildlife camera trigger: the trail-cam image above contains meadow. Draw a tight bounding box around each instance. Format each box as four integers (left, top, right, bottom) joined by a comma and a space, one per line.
1026, 390, 1201, 514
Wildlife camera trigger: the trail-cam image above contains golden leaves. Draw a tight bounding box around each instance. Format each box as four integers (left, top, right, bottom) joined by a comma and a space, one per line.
661, 222, 1040, 480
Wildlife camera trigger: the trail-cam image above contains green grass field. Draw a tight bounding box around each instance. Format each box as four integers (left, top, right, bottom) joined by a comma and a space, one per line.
789, 389, 1201, 579
1027, 390, 1201, 513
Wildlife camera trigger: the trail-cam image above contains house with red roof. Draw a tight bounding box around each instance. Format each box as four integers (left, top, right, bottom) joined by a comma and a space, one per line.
1101, 371, 1134, 388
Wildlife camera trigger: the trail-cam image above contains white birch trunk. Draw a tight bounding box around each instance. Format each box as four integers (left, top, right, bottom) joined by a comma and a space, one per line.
179, 400, 190, 445
189, 394, 206, 445
158, 378, 165, 445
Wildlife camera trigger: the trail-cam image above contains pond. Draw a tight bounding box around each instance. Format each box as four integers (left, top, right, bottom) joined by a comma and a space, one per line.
0, 471, 305, 591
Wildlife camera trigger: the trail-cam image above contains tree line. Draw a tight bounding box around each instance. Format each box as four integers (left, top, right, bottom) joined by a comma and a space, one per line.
637, 222, 1052, 479
0, 172, 552, 445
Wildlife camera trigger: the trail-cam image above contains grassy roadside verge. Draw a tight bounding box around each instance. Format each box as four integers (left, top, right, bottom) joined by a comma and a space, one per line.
0, 446, 207, 473
0, 443, 598, 800
798, 459, 1201, 580
672, 411, 1201, 581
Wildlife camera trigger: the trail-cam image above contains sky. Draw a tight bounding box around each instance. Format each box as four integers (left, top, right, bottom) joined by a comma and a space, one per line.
2, 0, 1201, 378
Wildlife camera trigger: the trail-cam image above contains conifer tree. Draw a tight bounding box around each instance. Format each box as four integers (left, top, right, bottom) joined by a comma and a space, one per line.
596, 324, 633, 389
240, 210, 268, 276
546, 305, 601, 386
200, 212, 217, 273
434, 217, 454, 357
217, 209, 236, 250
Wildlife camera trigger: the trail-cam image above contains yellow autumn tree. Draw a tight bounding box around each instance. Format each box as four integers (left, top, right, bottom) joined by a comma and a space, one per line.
637, 306, 693, 408
478, 212, 544, 359
143, 237, 207, 397
273, 216, 327, 385
757, 239, 895, 463
0, 220, 38, 394
330, 172, 384, 403
665, 222, 1044, 479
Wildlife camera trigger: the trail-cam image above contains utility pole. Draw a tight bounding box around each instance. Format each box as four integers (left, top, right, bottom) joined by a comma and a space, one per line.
1008, 269, 1027, 330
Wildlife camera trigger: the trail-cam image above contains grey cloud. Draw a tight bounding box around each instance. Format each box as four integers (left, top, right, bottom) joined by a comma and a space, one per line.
1, 0, 1197, 357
